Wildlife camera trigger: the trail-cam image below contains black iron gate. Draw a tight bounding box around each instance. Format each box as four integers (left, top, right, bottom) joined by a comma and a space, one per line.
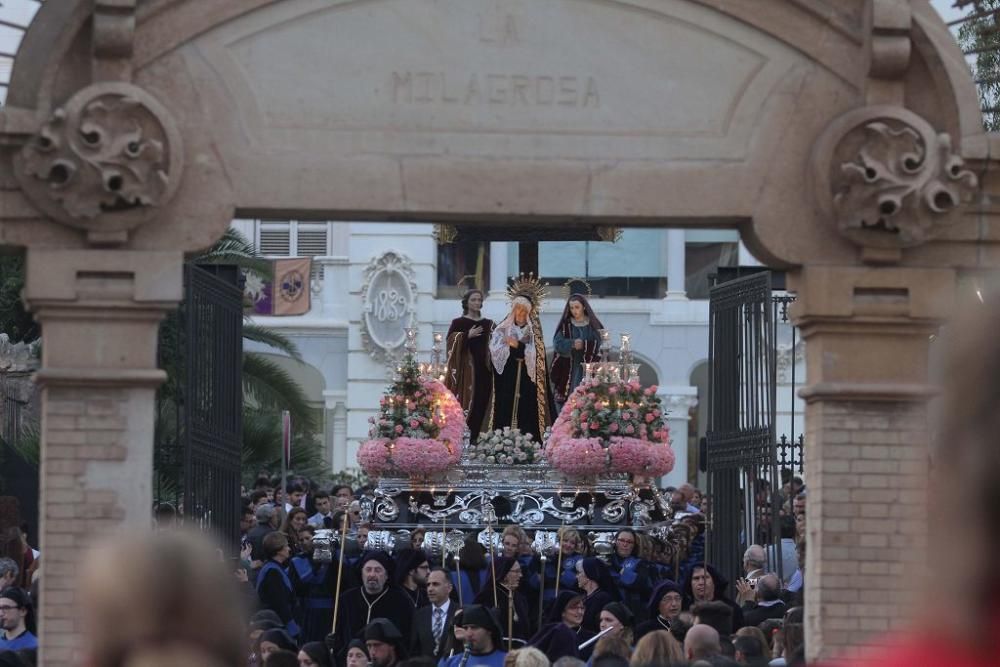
705, 271, 787, 585
179, 263, 243, 554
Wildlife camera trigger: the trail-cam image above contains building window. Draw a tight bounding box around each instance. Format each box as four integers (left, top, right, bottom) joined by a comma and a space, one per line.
538, 229, 665, 298
255, 221, 330, 258
437, 241, 490, 298
684, 229, 739, 299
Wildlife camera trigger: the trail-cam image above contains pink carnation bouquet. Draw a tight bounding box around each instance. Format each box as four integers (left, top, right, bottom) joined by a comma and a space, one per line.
357, 357, 465, 478
545, 378, 674, 477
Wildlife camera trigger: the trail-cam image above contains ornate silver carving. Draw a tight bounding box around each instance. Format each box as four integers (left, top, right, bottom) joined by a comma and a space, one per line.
601, 498, 628, 524
478, 529, 502, 552
589, 532, 615, 558
14, 82, 183, 245
411, 490, 490, 524
373, 489, 400, 522
510, 493, 589, 526
531, 531, 559, 557
366, 530, 397, 552
813, 106, 978, 254
360, 251, 417, 364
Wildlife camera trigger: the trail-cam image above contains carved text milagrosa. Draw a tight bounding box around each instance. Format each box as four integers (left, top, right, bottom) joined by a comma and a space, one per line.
390, 72, 600, 108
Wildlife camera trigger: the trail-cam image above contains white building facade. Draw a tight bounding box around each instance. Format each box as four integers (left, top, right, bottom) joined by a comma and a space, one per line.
232, 219, 805, 488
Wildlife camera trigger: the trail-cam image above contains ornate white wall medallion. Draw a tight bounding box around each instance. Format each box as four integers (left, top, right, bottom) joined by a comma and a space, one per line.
360, 251, 417, 363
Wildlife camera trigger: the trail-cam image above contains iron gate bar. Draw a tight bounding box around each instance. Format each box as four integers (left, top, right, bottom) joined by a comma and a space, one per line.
705, 272, 784, 585
182, 263, 243, 555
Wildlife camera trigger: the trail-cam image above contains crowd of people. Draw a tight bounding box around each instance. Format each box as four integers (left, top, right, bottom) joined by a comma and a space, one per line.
219, 472, 810, 667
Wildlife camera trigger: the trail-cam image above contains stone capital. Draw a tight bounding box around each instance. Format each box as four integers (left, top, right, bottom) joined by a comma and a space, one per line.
788, 264, 954, 403
656, 385, 699, 419
23, 248, 182, 385
323, 389, 348, 411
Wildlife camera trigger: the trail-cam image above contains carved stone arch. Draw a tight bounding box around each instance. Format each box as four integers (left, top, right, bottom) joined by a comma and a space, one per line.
3, 1, 999, 664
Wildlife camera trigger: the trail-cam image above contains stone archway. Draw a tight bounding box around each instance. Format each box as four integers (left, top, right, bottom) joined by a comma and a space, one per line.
1, 1, 995, 663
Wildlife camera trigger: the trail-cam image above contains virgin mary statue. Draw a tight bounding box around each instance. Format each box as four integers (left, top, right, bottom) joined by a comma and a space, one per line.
486, 278, 555, 441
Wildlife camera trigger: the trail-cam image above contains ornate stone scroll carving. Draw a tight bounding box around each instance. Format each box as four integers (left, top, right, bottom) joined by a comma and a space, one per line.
360, 251, 417, 363
812, 106, 977, 259
14, 82, 183, 246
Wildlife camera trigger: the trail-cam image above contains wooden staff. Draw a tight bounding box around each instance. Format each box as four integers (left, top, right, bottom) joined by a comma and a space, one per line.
453, 553, 463, 608
537, 553, 547, 632
330, 513, 350, 633
507, 587, 514, 653
554, 526, 565, 599
511, 358, 524, 430
488, 523, 499, 609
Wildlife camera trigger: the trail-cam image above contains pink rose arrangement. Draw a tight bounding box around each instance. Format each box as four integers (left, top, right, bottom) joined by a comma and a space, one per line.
546, 379, 674, 477
358, 357, 465, 478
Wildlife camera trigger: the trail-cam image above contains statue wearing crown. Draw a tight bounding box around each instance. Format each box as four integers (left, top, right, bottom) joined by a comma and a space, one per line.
484, 275, 556, 442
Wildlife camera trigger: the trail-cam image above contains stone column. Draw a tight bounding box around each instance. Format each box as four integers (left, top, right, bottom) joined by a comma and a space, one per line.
23, 248, 182, 666
657, 386, 698, 487
323, 389, 348, 472
489, 242, 509, 299
664, 229, 687, 301
789, 265, 950, 661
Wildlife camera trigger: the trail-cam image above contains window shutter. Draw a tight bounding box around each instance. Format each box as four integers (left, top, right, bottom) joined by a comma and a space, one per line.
297, 226, 329, 257
259, 224, 291, 256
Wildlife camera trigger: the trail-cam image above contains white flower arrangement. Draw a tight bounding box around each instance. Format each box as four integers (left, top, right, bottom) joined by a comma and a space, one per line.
468, 427, 542, 465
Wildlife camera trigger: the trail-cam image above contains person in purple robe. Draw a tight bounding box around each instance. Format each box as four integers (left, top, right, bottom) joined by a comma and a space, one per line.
444, 289, 494, 443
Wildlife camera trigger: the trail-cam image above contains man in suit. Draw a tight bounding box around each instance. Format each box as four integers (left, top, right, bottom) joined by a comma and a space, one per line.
410, 567, 456, 659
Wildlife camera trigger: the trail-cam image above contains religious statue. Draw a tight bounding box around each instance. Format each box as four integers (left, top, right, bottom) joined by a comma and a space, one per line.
444, 289, 494, 442
550, 293, 604, 410
486, 276, 554, 441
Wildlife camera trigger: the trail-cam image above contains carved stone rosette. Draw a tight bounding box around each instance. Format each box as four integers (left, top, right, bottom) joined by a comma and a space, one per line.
14, 82, 184, 245
812, 106, 978, 258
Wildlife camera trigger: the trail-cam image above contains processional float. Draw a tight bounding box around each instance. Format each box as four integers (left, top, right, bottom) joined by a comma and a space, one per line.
315, 277, 707, 636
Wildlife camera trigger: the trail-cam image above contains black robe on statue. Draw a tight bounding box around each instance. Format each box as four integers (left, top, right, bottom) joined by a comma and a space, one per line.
490, 340, 549, 441
444, 315, 494, 443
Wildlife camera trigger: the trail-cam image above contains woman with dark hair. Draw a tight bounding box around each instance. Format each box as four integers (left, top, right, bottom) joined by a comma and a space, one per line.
444, 288, 494, 442
297, 641, 332, 667
576, 558, 618, 635
450, 536, 490, 608
280, 507, 309, 557
550, 293, 604, 409
528, 590, 593, 662
474, 556, 532, 648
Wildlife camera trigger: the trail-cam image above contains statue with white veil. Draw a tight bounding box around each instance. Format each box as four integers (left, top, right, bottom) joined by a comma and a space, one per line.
485, 276, 555, 441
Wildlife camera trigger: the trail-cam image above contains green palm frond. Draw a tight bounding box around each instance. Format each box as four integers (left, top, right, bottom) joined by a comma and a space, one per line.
241, 408, 330, 481
196, 228, 273, 279
243, 323, 303, 361
243, 352, 316, 431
